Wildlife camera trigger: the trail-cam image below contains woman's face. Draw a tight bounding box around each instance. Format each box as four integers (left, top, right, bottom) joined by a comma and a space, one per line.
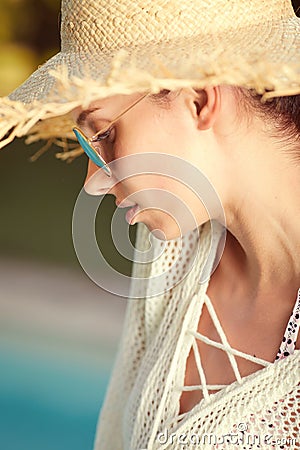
73, 88, 227, 240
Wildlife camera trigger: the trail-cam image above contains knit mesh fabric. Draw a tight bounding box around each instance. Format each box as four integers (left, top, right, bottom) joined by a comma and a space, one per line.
93, 221, 300, 450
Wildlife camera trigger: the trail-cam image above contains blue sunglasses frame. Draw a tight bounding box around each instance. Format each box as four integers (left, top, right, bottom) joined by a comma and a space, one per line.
73, 127, 112, 176
73, 92, 149, 177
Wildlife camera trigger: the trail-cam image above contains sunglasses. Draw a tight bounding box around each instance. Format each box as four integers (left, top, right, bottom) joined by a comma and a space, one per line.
73, 92, 149, 177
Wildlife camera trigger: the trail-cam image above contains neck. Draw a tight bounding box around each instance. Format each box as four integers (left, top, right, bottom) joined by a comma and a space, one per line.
222, 141, 300, 307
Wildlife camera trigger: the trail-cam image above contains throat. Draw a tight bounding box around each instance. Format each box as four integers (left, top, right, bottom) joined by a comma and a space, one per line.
214, 229, 300, 310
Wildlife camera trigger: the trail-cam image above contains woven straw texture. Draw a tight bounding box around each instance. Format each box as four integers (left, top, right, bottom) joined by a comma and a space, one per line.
0, 0, 300, 152
93, 221, 300, 450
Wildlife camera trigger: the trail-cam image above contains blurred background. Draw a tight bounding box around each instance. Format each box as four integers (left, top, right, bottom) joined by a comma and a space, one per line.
0, 1, 300, 450
0, 1, 129, 450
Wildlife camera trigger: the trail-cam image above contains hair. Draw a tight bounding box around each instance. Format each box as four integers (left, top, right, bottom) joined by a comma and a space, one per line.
234, 87, 300, 150
149, 87, 300, 161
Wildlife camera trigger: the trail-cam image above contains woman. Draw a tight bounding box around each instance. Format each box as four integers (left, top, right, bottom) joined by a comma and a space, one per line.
0, 0, 299, 448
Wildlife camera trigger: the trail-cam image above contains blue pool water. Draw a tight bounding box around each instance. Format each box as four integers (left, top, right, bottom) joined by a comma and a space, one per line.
0, 345, 112, 450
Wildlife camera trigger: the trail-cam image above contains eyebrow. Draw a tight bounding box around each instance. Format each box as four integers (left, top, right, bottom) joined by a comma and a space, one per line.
76, 108, 101, 126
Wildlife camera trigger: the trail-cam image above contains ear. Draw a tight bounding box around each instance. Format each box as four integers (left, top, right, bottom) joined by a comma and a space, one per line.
193, 87, 221, 130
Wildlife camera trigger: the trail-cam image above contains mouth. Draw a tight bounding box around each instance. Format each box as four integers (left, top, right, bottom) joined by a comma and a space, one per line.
115, 199, 136, 208
125, 204, 141, 225
115, 199, 141, 225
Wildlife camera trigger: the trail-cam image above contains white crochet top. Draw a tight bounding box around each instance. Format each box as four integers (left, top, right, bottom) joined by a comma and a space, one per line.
93, 221, 300, 450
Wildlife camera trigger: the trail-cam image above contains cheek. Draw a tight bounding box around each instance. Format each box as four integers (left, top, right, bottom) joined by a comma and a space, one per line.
133, 175, 210, 236
113, 142, 124, 160
116, 173, 164, 196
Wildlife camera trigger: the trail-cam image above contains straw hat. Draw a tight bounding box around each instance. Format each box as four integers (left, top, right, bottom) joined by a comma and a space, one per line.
0, 0, 299, 156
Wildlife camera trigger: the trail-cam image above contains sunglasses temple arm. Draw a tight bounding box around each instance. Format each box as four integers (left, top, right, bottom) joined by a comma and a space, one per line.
92, 92, 149, 140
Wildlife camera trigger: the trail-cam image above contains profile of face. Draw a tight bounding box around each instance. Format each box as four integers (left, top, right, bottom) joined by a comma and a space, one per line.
72, 87, 231, 240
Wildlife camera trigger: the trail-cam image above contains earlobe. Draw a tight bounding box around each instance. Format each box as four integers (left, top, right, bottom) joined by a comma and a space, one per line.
185, 86, 221, 130
200, 105, 209, 121
197, 86, 221, 130
199, 108, 211, 130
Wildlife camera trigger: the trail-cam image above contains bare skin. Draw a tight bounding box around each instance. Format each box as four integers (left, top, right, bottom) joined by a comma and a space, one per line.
73, 86, 300, 415
179, 230, 300, 414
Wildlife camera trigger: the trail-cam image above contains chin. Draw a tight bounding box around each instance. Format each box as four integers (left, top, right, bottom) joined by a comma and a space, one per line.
138, 214, 183, 241
135, 209, 202, 240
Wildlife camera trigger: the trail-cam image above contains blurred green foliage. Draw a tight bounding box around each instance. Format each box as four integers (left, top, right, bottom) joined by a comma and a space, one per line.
0, 137, 136, 276
0, 0, 137, 275
0, 0, 60, 95
0, 138, 86, 266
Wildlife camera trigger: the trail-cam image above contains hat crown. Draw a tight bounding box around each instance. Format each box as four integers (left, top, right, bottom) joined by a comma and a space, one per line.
61, 0, 295, 53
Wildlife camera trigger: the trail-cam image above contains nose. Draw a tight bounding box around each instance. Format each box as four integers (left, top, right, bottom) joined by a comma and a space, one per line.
84, 160, 116, 195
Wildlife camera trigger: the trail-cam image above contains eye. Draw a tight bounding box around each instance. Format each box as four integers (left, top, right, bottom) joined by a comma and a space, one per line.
91, 126, 115, 144
90, 126, 116, 163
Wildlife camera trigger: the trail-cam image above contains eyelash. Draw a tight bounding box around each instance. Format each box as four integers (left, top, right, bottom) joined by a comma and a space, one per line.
91, 126, 115, 143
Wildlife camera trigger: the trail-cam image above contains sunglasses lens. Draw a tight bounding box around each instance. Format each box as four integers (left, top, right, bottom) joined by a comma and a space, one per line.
73, 128, 111, 177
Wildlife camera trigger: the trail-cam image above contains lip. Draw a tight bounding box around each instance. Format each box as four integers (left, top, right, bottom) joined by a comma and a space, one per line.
125, 204, 141, 225
115, 199, 137, 208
